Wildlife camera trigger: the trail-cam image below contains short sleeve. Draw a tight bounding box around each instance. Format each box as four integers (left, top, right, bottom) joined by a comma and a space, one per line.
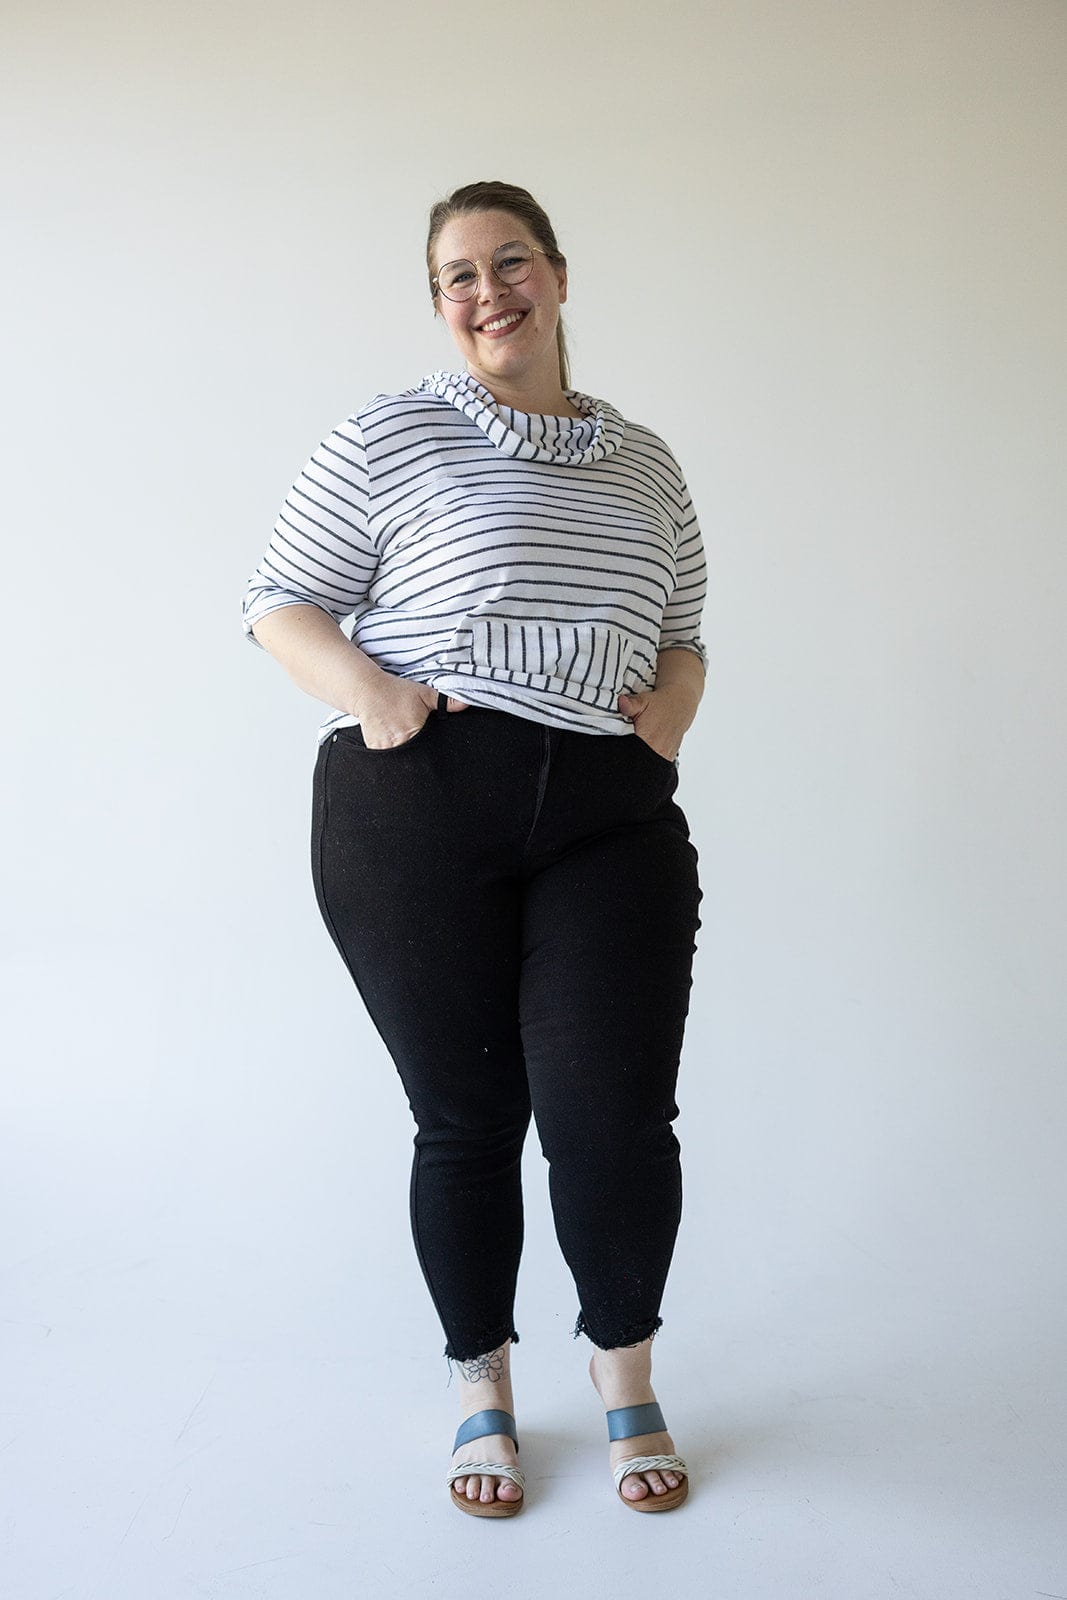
657, 469, 708, 673
242, 417, 378, 647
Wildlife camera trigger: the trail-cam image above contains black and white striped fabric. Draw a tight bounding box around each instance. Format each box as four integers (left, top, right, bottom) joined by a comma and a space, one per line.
243, 369, 707, 742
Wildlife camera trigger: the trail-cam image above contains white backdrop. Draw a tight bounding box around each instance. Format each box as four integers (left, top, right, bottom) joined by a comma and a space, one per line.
2, 3, 1064, 1596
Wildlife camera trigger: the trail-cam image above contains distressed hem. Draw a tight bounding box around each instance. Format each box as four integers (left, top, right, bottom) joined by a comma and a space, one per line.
572, 1310, 663, 1349
442, 1327, 520, 1381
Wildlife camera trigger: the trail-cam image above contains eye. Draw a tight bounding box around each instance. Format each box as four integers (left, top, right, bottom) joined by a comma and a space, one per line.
439, 261, 475, 288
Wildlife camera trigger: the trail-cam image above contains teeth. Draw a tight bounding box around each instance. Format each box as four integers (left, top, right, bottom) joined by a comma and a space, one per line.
481, 312, 524, 333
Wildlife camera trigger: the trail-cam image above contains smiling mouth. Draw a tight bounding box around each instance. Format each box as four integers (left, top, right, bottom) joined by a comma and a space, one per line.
476, 310, 528, 335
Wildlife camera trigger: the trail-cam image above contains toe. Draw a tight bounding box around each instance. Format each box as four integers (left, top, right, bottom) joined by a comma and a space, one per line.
622, 1473, 650, 1499
451, 1430, 521, 1507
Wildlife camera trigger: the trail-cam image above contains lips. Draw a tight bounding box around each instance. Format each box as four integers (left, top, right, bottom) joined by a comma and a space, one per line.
474, 309, 528, 337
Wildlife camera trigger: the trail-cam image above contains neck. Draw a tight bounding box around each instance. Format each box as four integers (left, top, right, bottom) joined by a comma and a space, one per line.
464, 362, 582, 419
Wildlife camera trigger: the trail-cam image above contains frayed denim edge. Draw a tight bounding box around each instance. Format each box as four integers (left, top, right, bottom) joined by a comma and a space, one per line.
572, 1310, 663, 1349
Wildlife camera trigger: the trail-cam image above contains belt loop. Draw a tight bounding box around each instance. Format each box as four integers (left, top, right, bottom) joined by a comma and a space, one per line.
436, 690, 450, 716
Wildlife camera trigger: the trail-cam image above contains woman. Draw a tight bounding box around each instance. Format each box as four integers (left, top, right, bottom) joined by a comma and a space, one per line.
242, 180, 706, 1518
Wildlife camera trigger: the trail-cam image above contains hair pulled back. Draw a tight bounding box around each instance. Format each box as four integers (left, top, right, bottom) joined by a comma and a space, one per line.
427, 180, 571, 390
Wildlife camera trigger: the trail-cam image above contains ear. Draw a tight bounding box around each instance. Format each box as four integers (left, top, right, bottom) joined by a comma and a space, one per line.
556, 259, 568, 305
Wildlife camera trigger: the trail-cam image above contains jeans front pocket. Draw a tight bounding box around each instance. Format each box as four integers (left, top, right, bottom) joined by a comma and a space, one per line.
630, 729, 679, 772
336, 714, 436, 754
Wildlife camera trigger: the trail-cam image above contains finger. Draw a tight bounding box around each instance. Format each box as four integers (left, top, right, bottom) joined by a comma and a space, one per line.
365, 712, 431, 749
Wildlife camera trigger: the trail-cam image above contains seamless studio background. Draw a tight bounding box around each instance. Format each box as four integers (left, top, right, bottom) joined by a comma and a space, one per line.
2, 2, 1065, 1597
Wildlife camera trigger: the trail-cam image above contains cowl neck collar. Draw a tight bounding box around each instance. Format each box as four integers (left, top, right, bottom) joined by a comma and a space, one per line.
418, 369, 625, 466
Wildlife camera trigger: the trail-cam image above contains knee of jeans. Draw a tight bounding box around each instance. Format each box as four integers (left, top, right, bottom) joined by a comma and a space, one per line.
539, 1115, 679, 1169
418, 1097, 530, 1137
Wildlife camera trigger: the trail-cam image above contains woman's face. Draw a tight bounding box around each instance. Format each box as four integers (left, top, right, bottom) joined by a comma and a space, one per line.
431, 208, 568, 394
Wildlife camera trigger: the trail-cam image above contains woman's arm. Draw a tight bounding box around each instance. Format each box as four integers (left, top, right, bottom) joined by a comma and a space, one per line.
619, 440, 708, 760
251, 604, 389, 718
252, 604, 464, 746
618, 646, 705, 761
246, 416, 464, 746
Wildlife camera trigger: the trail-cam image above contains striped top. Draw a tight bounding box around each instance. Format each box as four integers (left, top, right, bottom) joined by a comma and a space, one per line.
242, 369, 707, 741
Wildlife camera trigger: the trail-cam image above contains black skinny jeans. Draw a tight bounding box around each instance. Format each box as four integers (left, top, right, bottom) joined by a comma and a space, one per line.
311, 695, 703, 1361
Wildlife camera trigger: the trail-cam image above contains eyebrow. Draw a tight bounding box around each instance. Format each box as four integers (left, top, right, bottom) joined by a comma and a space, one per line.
439, 239, 529, 265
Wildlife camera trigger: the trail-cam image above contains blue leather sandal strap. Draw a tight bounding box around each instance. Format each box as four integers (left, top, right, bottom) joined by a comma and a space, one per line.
453, 1408, 519, 1452
606, 1401, 666, 1441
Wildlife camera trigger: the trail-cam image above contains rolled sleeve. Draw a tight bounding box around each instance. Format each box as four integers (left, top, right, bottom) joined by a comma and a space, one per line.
657, 473, 708, 673
242, 417, 378, 647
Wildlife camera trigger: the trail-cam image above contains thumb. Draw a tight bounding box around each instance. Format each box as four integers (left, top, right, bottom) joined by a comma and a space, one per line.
618, 690, 646, 710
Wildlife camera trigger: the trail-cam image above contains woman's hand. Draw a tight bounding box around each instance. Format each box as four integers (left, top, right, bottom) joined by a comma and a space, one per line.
619, 653, 703, 761
357, 673, 469, 749
617, 689, 691, 761
249, 606, 470, 748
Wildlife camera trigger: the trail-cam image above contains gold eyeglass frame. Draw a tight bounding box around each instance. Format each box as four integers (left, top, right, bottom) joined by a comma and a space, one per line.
431, 242, 550, 302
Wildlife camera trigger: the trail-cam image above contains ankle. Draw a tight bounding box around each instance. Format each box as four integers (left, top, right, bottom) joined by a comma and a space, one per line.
589, 1342, 655, 1407
451, 1340, 515, 1414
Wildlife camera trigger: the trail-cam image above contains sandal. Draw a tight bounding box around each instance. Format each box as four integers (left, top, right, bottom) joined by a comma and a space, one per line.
607, 1401, 689, 1512
446, 1408, 526, 1518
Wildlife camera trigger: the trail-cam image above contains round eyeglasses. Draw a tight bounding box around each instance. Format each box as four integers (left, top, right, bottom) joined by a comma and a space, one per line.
431, 241, 548, 302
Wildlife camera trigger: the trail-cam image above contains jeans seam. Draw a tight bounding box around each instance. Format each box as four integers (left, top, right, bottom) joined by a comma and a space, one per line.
313, 739, 353, 972
520, 724, 554, 857
409, 1143, 452, 1354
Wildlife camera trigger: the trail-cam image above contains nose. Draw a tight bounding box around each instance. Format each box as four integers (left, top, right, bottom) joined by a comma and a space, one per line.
475, 262, 510, 303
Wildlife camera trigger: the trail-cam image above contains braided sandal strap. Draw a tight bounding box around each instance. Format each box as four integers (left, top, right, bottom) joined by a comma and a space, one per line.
612, 1453, 688, 1492
446, 1461, 526, 1491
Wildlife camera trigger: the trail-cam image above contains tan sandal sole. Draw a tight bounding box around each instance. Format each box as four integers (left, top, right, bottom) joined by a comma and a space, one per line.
617, 1476, 688, 1512
450, 1483, 525, 1517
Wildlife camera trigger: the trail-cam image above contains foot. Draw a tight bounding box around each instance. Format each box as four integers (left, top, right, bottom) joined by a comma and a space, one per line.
589, 1344, 686, 1503
449, 1341, 524, 1508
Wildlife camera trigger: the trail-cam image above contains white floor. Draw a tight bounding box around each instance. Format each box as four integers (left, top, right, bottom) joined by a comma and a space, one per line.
3, 945, 1064, 1600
